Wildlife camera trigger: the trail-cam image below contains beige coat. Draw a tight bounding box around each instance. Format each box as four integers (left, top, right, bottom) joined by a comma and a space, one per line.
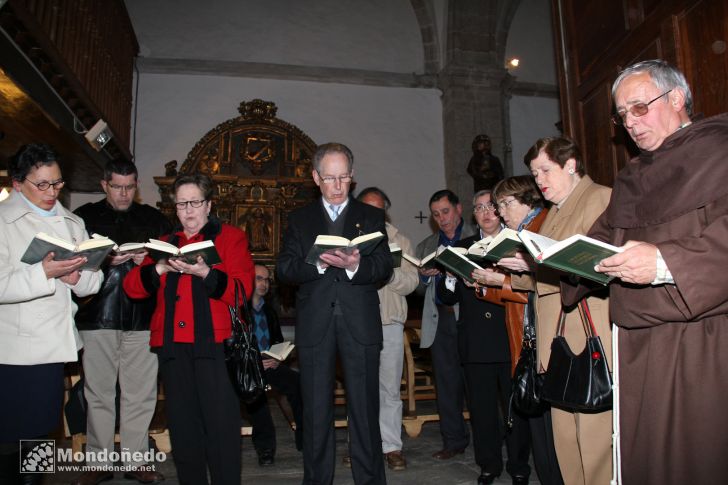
533, 175, 612, 372
378, 223, 419, 325
0, 192, 103, 365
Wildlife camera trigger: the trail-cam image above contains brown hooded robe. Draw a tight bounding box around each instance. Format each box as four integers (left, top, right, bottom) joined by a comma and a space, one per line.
572, 113, 728, 485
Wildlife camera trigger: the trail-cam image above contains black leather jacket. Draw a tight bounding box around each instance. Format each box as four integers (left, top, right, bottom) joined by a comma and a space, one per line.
73, 200, 172, 331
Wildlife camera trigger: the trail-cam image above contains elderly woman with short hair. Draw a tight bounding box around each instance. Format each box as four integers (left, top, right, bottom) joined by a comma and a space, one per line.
124, 173, 255, 484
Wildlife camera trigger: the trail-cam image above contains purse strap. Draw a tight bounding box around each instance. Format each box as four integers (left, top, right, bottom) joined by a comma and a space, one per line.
555, 299, 599, 338
230, 278, 254, 338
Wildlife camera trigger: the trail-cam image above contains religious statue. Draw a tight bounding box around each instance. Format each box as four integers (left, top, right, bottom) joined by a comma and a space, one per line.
467, 134, 504, 192
164, 160, 178, 177
245, 207, 271, 252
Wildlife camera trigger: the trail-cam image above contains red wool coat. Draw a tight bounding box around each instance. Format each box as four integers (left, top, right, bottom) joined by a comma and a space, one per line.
123, 223, 255, 347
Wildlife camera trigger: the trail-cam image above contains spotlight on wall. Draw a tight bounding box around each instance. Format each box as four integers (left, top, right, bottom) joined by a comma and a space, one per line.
507, 58, 520, 69
84, 119, 113, 151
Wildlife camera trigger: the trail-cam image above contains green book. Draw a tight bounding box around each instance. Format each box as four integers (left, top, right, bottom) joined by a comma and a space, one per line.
145, 238, 222, 265
481, 228, 525, 262
305, 231, 385, 265
518, 230, 621, 285
20, 232, 115, 271
434, 246, 484, 284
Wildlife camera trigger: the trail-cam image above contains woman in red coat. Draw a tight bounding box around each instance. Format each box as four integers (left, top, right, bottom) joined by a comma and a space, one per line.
124, 173, 254, 484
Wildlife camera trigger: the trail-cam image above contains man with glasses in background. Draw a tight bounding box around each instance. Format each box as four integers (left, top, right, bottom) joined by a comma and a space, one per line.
277, 143, 393, 484
71, 160, 170, 485
564, 59, 728, 484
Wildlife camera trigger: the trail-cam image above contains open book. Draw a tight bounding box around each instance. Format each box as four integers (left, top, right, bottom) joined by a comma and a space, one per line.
389, 243, 402, 268
434, 246, 484, 284
145, 239, 222, 265
21, 232, 115, 271
402, 245, 446, 269
261, 341, 295, 361
113, 242, 148, 255
305, 231, 385, 265
518, 230, 622, 285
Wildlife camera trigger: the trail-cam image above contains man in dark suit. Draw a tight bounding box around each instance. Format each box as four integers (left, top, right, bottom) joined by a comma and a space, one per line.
277, 142, 393, 485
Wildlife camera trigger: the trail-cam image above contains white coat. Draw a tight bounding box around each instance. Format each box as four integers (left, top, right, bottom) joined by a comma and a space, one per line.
0, 192, 103, 365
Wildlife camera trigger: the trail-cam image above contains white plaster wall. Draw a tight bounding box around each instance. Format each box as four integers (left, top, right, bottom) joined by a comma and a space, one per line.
125, 0, 423, 73
505, 0, 560, 176
125, 73, 444, 245
509, 95, 561, 175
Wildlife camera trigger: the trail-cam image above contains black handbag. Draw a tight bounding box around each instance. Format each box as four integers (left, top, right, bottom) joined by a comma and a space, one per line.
542, 299, 613, 411
507, 294, 546, 426
223, 279, 268, 404
510, 338, 546, 417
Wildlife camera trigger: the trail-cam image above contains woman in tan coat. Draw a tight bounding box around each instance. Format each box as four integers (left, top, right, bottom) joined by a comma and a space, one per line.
503, 137, 612, 485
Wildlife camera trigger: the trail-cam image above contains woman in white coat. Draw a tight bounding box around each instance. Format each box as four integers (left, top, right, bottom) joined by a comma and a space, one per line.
0, 144, 102, 484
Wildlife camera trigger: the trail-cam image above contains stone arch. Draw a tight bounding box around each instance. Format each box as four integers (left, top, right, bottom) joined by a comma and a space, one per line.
410, 0, 441, 75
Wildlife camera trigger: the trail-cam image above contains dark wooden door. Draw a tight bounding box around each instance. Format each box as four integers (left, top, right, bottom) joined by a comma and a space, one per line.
552, 0, 728, 186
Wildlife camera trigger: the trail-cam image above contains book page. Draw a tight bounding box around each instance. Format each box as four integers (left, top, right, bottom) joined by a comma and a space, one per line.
77, 237, 114, 251
350, 231, 384, 246
518, 230, 558, 259
541, 233, 622, 260
36, 232, 75, 251
180, 239, 215, 253
262, 341, 295, 360
145, 239, 179, 255
314, 235, 351, 247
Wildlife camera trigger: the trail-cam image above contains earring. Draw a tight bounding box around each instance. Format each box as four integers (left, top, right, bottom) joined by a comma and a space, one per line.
568, 168, 575, 175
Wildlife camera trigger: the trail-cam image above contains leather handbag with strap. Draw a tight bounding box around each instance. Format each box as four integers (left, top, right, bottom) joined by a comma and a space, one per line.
542, 299, 613, 411
507, 293, 546, 426
223, 279, 268, 404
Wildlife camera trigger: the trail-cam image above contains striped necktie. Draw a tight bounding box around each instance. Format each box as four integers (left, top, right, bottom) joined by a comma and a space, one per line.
330, 204, 340, 221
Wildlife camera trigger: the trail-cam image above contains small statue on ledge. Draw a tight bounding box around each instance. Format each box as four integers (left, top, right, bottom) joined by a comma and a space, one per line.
467, 134, 504, 192
164, 160, 178, 177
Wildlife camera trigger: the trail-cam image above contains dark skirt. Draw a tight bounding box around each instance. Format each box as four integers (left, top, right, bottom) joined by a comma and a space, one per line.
0, 363, 64, 442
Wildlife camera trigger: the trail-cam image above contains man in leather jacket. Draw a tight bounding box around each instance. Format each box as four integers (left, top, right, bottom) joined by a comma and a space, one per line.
71, 160, 171, 485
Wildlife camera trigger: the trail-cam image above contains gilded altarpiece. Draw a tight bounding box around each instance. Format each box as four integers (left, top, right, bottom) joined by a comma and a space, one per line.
153, 99, 318, 268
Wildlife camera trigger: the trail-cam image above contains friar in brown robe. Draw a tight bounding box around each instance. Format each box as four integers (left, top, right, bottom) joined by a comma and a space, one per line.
564, 60, 728, 485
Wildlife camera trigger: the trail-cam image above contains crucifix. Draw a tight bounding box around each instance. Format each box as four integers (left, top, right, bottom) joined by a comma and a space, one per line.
414, 211, 428, 224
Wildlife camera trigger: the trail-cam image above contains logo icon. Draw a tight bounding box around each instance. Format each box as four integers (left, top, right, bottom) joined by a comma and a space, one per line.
20, 440, 55, 473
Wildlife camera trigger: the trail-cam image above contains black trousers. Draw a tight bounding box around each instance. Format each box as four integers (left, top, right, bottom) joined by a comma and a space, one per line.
528, 407, 564, 485
430, 307, 469, 450
298, 315, 386, 485
158, 344, 241, 485
463, 362, 531, 478
246, 363, 303, 453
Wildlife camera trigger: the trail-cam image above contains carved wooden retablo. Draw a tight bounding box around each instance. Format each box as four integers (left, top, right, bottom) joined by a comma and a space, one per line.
154, 99, 319, 267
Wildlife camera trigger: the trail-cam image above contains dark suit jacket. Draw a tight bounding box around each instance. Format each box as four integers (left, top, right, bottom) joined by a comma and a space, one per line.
276, 197, 393, 347
436, 234, 510, 364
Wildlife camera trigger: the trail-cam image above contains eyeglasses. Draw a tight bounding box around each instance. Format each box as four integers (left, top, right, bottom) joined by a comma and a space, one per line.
25, 178, 65, 191
473, 203, 498, 213
611, 89, 672, 125
107, 182, 137, 192
317, 172, 352, 185
175, 200, 207, 210
497, 198, 519, 210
